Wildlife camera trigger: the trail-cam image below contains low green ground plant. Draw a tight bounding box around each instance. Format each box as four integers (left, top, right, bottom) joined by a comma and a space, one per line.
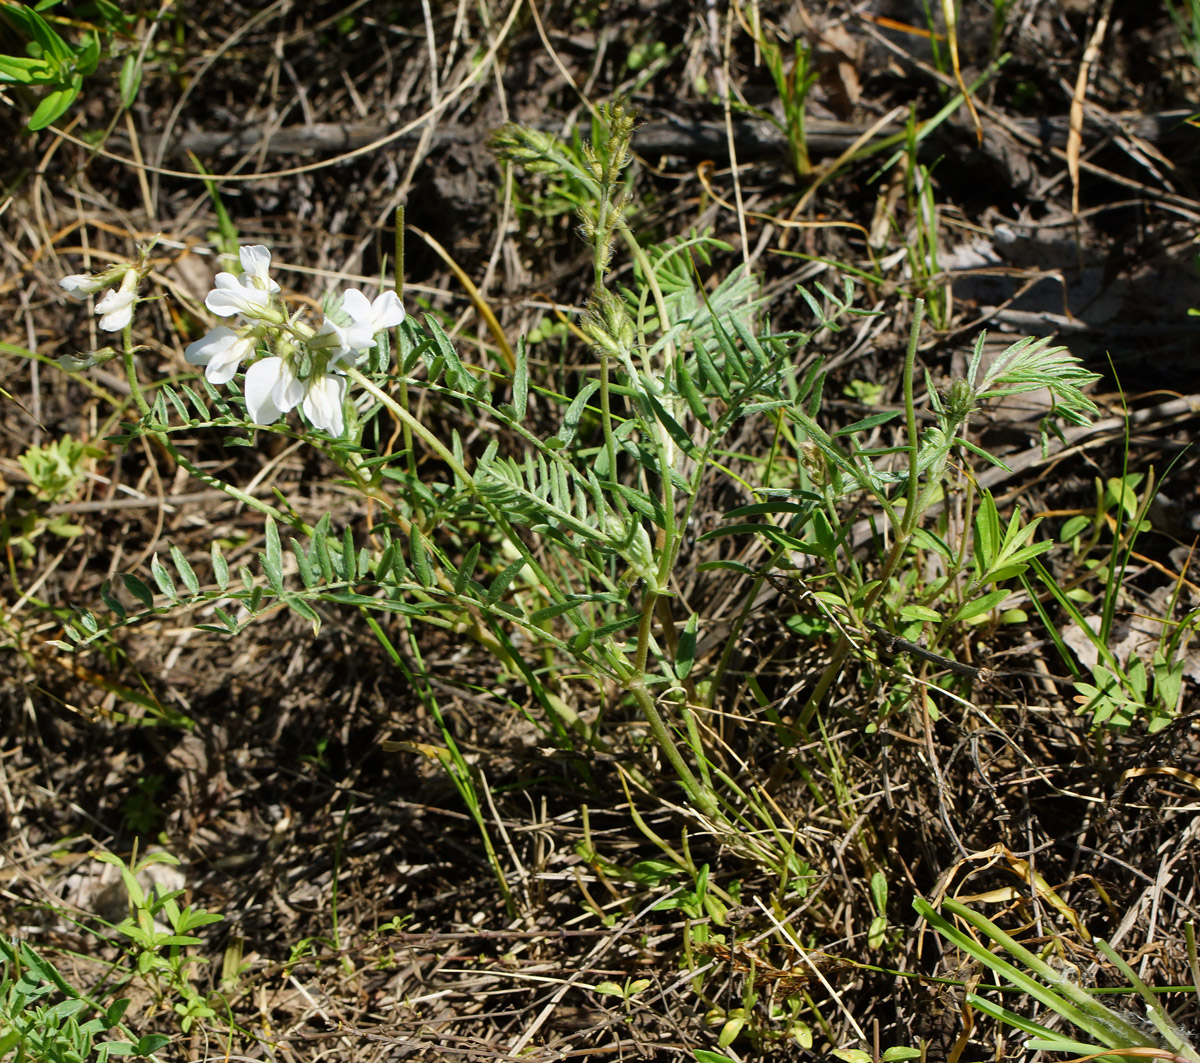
20, 97, 1180, 1057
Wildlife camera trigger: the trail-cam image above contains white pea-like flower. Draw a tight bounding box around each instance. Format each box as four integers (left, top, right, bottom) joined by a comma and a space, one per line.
94, 288, 136, 332
60, 274, 108, 300
184, 326, 256, 384
204, 245, 281, 320
234, 245, 279, 292
341, 289, 405, 350
309, 315, 359, 361
61, 265, 141, 331
244, 354, 348, 436
173, 246, 406, 438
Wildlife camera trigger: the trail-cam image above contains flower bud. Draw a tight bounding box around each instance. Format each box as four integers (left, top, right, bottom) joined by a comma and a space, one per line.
488, 123, 564, 175
582, 291, 633, 356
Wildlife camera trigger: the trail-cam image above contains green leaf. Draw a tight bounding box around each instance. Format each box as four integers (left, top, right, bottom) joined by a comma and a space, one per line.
175, 907, 224, 931
675, 614, 697, 679
556, 379, 600, 446
453, 542, 481, 596
204, 544, 226, 595
694, 339, 730, 401
699, 522, 805, 548
973, 490, 1001, 574
170, 545, 200, 596
588, 611, 641, 639
0, 54, 51, 84
342, 526, 357, 582
76, 31, 101, 77
955, 588, 1009, 622
911, 527, 952, 559
409, 527, 433, 587
486, 556, 526, 604
723, 499, 818, 519
1059, 514, 1091, 541
424, 314, 474, 394
263, 515, 283, 586
150, 554, 177, 600
696, 559, 754, 575
287, 596, 321, 633
100, 580, 127, 620
312, 514, 334, 582
122, 573, 155, 609
18, 4, 74, 63
531, 596, 599, 624
833, 410, 902, 435
643, 392, 696, 455
118, 52, 142, 110
28, 82, 78, 130
512, 335, 529, 419
674, 354, 713, 429
868, 913, 887, 949
899, 605, 941, 622
870, 869, 888, 912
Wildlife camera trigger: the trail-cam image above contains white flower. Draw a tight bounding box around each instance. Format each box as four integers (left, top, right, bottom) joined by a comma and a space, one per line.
244, 356, 348, 436
185, 326, 256, 384
309, 315, 358, 361
62, 265, 140, 330
235, 245, 279, 293
94, 288, 136, 332
60, 274, 108, 300
204, 245, 281, 320
205, 273, 274, 319
341, 289, 405, 348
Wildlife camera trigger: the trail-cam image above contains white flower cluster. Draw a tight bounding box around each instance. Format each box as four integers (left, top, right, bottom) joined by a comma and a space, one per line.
184, 245, 404, 436
61, 265, 142, 332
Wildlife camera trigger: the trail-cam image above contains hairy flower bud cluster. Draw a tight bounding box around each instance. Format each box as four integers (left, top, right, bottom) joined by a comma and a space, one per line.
182, 245, 404, 437
582, 290, 634, 356
487, 123, 564, 176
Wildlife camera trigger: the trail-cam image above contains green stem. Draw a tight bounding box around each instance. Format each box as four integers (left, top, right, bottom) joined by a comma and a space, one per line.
597, 349, 621, 494
349, 365, 630, 679
799, 301, 926, 725
348, 366, 473, 485
121, 327, 308, 533
899, 299, 925, 542
628, 677, 718, 818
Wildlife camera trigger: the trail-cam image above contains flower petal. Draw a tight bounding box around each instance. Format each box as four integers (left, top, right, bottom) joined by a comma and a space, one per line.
184, 325, 238, 367
238, 245, 281, 292
191, 328, 254, 385
341, 289, 372, 323
342, 288, 405, 334
311, 316, 357, 359
244, 358, 288, 424
271, 362, 304, 413
94, 289, 135, 332
302, 373, 347, 435
60, 274, 104, 300
370, 290, 405, 329
205, 283, 271, 318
